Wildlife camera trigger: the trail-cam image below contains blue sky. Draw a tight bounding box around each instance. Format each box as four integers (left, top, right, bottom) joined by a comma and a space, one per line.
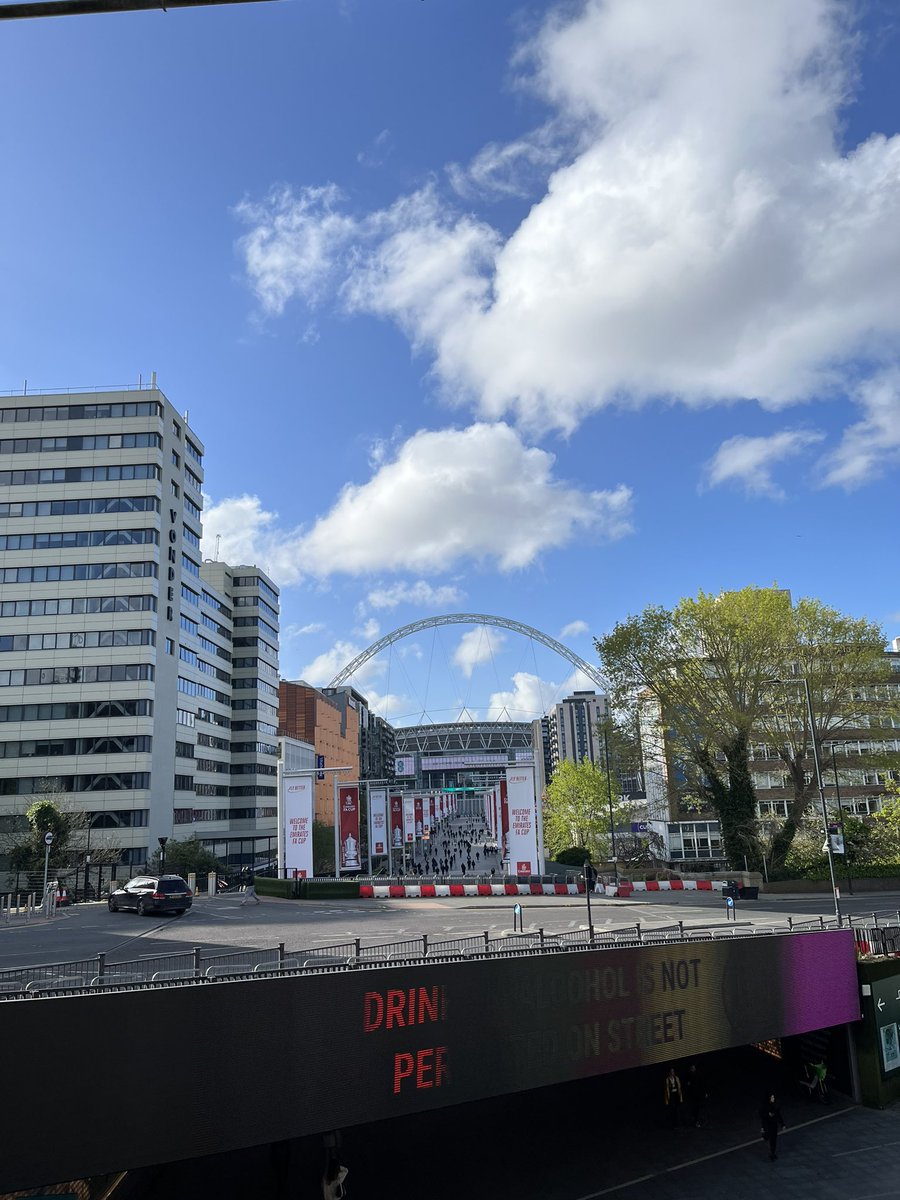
2, 0, 900, 726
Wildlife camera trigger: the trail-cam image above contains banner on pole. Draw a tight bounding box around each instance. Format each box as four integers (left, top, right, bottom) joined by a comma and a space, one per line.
390, 794, 404, 851
427, 795, 435, 838
338, 786, 361, 872
505, 766, 536, 876
414, 795, 424, 840
369, 789, 388, 856
283, 775, 314, 879
500, 778, 509, 858
403, 795, 416, 844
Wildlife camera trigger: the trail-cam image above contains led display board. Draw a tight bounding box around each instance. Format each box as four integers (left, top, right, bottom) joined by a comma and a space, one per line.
4, 931, 859, 1191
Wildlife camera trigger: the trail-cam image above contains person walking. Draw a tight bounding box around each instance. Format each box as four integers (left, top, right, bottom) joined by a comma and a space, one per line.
684, 1063, 706, 1127
240, 880, 260, 906
663, 1067, 683, 1128
759, 1093, 786, 1161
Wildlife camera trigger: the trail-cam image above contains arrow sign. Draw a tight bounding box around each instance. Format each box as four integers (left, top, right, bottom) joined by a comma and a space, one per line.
878, 998, 886, 1012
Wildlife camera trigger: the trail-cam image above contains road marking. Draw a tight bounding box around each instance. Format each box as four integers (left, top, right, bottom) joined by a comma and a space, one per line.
573, 1106, 854, 1198
833, 1140, 900, 1157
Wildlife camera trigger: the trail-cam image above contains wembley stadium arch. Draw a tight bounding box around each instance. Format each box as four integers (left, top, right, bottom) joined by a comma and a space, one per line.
328, 613, 605, 804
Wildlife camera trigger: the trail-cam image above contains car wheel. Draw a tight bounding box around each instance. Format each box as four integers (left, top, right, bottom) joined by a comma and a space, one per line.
137, 897, 148, 916
108, 897, 119, 912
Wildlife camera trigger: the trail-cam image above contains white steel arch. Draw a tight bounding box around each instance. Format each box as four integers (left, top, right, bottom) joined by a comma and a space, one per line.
328, 612, 604, 690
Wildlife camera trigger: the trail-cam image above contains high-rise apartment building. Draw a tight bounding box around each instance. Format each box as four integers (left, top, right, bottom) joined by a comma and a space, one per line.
0, 385, 279, 877
545, 690, 608, 776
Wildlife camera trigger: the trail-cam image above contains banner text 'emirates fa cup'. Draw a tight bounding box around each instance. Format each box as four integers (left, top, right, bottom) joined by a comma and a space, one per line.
283, 775, 314, 878
505, 765, 539, 875
369, 789, 388, 858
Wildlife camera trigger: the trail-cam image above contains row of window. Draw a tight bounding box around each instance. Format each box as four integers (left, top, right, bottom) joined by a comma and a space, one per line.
0, 773, 151, 795
0, 432, 161, 454
230, 762, 278, 776
182, 525, 200, 549
233, 575, 279, 604
0, 495, 159, 518
184, 495, 201, 521
177, 677, 228, 705
176, 706, 232, 730
232, 741, 279, 756
231, 720, 278, 736
197, 758, 230, 774
0, 664, 154, 687
231, 699, 278, 719
201, 612, 230, 640
197, 634, 231, 662
233, 595, 279, 620
233, 636, 279, 659
0, 595, 156, 618
0, 736, 153, 759
0, 400, 163, 424
185, 439, 202, 465
0, 464, 161, 486
0, 528, 158, 551
0, 629, 154, 652
174, 807, 276, 824
201, 590, 231, 617
182, 553, 200, 578
0, 699, 153, 722
185, 466, 202, 493
232, 677, 279, 697
0, 562, 157, 584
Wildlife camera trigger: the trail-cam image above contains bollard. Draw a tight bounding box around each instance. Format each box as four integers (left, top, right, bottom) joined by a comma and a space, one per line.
193, 946, 203, 977
483, 929, 490, 950
278, 942, 285, 968
208, 872, 216, 898
15, 893, 20, 918
95, 953, 105, 982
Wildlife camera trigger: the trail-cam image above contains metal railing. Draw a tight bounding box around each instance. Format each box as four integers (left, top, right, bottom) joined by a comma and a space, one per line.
0, 382, 149, 397
0, 919, 847, 1000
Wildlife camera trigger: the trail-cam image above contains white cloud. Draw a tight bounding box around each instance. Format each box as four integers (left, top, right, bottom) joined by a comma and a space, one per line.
358, 618, 381, 641
560, 619, 589, 639
703, 429, 825, 498
818, 370, 900, 489
485, 667, 598, 722
365, 689, 409, 721
453, 626, 506, 679
297, 639, 386, 688
297, 423, 632, 574
204, 425, 629, 583
357, 128, 392, 169
238, 0, 900, 455
282, 622, 325, 640
366, 580, 465, 611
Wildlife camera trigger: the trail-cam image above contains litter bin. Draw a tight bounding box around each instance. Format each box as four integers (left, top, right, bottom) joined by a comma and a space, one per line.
739, 886, 759, 900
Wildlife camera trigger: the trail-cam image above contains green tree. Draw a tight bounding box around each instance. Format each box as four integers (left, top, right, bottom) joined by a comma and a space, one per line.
597, 587, 899, 872
313, 820, 336, 875
543, 758, 620, 863
145, 837, 223, 877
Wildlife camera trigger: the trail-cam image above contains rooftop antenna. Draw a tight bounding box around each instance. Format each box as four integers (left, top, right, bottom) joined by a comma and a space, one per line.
214, 534, 221, 562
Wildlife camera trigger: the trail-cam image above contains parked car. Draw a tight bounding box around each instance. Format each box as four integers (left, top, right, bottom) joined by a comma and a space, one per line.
108, 875, 193, 916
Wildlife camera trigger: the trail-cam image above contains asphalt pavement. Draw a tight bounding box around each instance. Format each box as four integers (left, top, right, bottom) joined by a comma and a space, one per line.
0, 888, 898, 972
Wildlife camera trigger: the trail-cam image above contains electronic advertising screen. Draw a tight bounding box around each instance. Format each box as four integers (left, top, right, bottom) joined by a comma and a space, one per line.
4, 930, 860, 1191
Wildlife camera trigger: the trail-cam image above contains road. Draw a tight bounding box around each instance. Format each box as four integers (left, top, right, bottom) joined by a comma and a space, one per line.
0, 888, 894, 971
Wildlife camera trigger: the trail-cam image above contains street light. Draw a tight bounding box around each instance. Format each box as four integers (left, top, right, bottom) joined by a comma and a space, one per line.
771, 677, 842, 926
829, 743, 853, 896
158, 836, 168, 876
583, 856, 595, 939
602, 725, 619, 890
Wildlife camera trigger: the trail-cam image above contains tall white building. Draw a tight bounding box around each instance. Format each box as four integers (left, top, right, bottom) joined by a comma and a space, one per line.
0, 385, 279, 877
546, 690, 608, 774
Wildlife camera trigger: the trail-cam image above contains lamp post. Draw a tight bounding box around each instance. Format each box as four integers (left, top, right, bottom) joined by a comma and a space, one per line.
583, 856, 595, 938
602, 725, 619, 889
772, 677, 842, 926
158, 836, 168, 876
829, 744, 853, 895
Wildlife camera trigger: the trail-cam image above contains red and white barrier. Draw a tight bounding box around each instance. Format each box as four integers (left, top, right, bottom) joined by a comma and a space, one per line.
359, 883, 585, 900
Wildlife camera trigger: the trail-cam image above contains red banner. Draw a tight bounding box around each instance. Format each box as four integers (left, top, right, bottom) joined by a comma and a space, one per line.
414, 795, 424, 840
339, 786, 361, 872
500, 778, 509, 857
390, 794, 403, 853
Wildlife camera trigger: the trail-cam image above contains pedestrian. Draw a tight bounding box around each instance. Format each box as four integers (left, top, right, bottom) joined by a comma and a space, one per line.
663, 1067, 683, 1128
759, 1093, 785, 1161
240, 881, 260, 906
684, 1063, 706, 1127
321, 1149, 348, 1199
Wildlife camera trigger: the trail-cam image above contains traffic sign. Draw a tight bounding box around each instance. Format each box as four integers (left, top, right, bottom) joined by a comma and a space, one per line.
43, 832, 54, 846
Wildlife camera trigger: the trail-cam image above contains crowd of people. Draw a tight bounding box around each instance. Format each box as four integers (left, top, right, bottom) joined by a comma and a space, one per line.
397, 813, 505, 881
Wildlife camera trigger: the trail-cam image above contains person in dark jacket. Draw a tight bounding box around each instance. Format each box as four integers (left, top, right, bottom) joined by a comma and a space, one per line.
759, 1093, 786, 1160
663, 1067, 683, 1128
684, 1062, 706, 1127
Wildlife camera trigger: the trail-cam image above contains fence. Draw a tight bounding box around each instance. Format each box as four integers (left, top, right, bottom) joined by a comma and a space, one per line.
0, 919, 852, 1000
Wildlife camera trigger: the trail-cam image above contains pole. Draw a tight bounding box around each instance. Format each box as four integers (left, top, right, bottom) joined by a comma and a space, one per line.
333, 773, 341, 879
831, 744, 853, 895
584, 857, 593, 937
276, 759, 285, 881
802, 677, 842, 926
41, 840, 50, 913
602, 726, 619, 889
